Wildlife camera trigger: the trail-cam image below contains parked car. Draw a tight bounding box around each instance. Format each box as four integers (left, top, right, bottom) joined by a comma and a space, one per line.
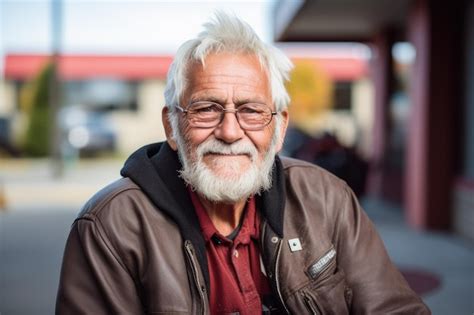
59, 105, 116, 157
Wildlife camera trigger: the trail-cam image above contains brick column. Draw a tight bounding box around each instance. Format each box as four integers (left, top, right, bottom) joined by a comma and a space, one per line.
405, 0, 464, 229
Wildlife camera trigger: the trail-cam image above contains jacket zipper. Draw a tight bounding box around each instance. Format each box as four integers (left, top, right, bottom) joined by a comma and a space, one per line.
261, 222, 290, 314
274, 239, 290, 314
184, 240, 208, 315
302, 291, 321, 315
308, 247, 337, 281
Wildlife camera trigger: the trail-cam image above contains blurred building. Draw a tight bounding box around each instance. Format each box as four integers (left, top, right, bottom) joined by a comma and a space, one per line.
281, 44, 374, 159
2, 51, 373, 158
2, 55, 172, 155
274, 0, 474, 240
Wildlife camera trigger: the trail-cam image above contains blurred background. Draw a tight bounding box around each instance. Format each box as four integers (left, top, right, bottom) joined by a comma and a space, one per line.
0, 0, 473, 314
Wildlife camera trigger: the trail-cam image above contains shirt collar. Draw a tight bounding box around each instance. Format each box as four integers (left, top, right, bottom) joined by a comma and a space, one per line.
189, 188, 260, 244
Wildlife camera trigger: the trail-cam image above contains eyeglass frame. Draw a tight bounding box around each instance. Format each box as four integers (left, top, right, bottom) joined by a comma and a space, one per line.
174, 101, 278, 131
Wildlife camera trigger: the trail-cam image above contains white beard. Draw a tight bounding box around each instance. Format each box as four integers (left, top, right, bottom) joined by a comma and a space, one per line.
174, 122, 280, 204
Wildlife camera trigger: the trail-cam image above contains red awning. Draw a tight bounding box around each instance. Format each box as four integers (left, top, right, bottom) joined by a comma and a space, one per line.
4, 54, 367, 81
4, 54, 173, 80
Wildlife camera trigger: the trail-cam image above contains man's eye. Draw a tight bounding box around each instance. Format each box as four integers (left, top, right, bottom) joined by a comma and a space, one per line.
239, 104, 264, 114
193, 103, 221, 114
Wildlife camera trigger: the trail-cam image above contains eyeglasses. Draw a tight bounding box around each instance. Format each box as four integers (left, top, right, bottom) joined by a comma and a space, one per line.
175, 101, 277, 131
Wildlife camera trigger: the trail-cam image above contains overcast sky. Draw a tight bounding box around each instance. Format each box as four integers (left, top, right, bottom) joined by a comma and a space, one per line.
1, 0, 397, 76
0, 0, 274, 72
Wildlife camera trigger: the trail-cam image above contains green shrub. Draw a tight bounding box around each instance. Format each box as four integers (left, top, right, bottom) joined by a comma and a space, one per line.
23, 62, 55, 157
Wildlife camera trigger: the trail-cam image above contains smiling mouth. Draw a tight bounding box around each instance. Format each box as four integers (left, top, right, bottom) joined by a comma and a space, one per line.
205, 152, 251, 157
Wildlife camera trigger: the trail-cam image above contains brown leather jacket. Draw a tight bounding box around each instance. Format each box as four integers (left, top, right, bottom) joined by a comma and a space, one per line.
56, 142, 430, 314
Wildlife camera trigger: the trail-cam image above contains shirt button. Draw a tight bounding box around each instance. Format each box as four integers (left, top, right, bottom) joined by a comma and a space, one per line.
271, 236, 279, 243
233, 250, 239, 258
211, 235, 222, 245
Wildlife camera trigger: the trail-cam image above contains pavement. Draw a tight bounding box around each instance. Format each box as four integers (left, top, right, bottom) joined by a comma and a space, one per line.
0, 158, 473, 314
0, 158, 124, 314
0, 158, 123, 211
363, 198, 474, 314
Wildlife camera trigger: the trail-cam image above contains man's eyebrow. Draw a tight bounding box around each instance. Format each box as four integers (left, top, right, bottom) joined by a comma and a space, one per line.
189, 95, 268, 105
234, 97, 267, 105
189, 95, 225, 104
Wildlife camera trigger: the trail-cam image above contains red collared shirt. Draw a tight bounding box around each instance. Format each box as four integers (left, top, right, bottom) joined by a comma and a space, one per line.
189, 190, 270, 315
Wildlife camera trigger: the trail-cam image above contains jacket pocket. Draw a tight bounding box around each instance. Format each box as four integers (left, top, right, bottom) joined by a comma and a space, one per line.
286, 248, 353, 315
302, 267, 352, 315
301, 290, 322, 314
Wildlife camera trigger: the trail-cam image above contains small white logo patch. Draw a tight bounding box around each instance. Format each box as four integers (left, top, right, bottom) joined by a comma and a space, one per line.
288, 238, 302, 252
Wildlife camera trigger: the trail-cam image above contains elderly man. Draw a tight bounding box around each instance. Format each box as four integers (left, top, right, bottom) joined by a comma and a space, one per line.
56, 13, 429, 315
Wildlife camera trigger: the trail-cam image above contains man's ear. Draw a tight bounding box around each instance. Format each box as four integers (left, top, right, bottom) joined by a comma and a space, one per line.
275, 110, 289, 153
162, 106, 178, 151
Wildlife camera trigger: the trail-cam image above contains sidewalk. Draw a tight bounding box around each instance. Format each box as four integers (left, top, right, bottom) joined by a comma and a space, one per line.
362, 198, 474, 314
0, 158, 122, 211
0, 158, 124, 314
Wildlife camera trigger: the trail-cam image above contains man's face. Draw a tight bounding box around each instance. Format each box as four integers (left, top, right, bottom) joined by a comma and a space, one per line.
164, 53, 288, 202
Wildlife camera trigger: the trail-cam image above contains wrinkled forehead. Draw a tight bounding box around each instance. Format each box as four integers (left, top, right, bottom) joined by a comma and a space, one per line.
182, 52, 271, 99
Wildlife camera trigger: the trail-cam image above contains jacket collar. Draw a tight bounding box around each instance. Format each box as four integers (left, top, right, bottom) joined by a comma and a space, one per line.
121, 143, 209, 287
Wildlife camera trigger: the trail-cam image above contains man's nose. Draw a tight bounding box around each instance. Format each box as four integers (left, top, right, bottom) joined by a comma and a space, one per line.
213, 110, 245, 144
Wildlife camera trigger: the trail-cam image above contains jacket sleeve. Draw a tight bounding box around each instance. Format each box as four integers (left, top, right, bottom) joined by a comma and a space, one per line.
56, 217, 144, 314
333, 186, 431, 314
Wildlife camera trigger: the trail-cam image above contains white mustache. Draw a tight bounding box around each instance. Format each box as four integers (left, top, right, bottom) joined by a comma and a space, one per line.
196, 139, 258, 160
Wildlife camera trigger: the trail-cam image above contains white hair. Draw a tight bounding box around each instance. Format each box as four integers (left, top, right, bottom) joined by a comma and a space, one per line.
164, 11, 293, 138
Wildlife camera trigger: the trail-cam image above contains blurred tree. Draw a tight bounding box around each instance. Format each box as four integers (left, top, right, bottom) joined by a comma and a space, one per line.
286, 59, 333, 134
22, 62, 55, 157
